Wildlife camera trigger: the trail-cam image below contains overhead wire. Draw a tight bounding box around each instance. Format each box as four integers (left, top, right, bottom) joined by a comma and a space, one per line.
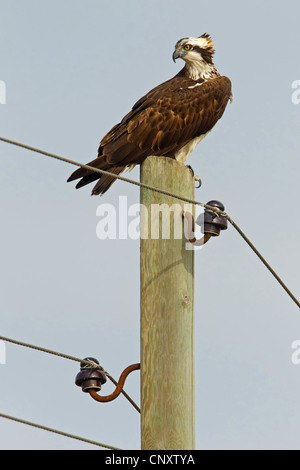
0, 136, 299, 308
0, 135, 298, 449
0, 334, 141, 413
0, 413, 122, 450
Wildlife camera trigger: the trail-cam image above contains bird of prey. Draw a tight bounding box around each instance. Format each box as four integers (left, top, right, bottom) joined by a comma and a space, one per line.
68, 33, 232, 195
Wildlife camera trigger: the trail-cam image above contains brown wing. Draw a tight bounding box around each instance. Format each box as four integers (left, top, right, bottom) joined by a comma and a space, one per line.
100, 75, 232, 164
68, 75, 232, 194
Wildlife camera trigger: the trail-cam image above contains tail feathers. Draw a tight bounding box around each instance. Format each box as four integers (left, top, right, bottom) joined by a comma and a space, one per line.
67, 158, 125, 196
67, 157, 103, 183
75, 173, 102, 189
91, 166, 125, 195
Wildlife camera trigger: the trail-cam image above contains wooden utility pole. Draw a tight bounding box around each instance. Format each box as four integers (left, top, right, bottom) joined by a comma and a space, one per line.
140, 156, 195, 450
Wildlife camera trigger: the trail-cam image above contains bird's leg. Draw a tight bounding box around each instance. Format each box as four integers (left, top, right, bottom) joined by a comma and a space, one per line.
186, 164, 194, 176
186, 165, 202, 188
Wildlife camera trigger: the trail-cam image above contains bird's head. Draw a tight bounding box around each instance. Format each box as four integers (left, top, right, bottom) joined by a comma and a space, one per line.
172, 33, 215, 66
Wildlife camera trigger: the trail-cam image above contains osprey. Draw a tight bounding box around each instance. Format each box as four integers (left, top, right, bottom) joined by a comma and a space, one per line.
68, 33, 232, 195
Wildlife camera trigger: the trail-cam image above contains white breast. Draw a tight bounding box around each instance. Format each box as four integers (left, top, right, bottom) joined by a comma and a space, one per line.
174, 131, 211, 163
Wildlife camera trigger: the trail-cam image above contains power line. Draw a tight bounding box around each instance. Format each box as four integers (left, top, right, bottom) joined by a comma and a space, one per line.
227, 219, 300, 308
0, 136, 215, 213
0, 413, 121, 450
0, 136, 298, 308
0, 334, 140, 413
0, 334, 97, 366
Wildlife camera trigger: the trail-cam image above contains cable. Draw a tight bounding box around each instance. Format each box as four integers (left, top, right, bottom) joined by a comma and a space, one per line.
227, 218, 300, 308
0, 335, 97, 366
0, 413, 121, 450
0, 335, 141, 413
0, 135, 299, 309
0, 137, 212, 212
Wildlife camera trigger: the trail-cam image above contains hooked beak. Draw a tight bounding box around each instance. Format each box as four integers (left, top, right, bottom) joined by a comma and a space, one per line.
172, 49, 184, 62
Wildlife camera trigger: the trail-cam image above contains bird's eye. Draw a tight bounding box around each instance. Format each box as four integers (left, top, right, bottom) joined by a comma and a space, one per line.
184, 44, 191, 51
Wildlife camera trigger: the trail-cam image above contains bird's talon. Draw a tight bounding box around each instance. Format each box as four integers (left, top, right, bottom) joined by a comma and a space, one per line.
194, 175, 202, 188
186, 164, 195, 177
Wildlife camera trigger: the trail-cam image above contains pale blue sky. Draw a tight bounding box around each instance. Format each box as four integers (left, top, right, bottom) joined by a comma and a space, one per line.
0, 0, 299, 449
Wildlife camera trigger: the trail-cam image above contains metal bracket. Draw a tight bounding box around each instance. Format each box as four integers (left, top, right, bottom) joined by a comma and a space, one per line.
75, 358, 140, 404
182, 200, 228, 246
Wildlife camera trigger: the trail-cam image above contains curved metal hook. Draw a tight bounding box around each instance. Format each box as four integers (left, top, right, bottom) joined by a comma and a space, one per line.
182, 210, 211, 246
195, 177, 202, 189
88, 363, 140, 403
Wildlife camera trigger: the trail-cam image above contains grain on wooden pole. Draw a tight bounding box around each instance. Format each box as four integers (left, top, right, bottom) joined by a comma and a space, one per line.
140, 156, 195, 450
